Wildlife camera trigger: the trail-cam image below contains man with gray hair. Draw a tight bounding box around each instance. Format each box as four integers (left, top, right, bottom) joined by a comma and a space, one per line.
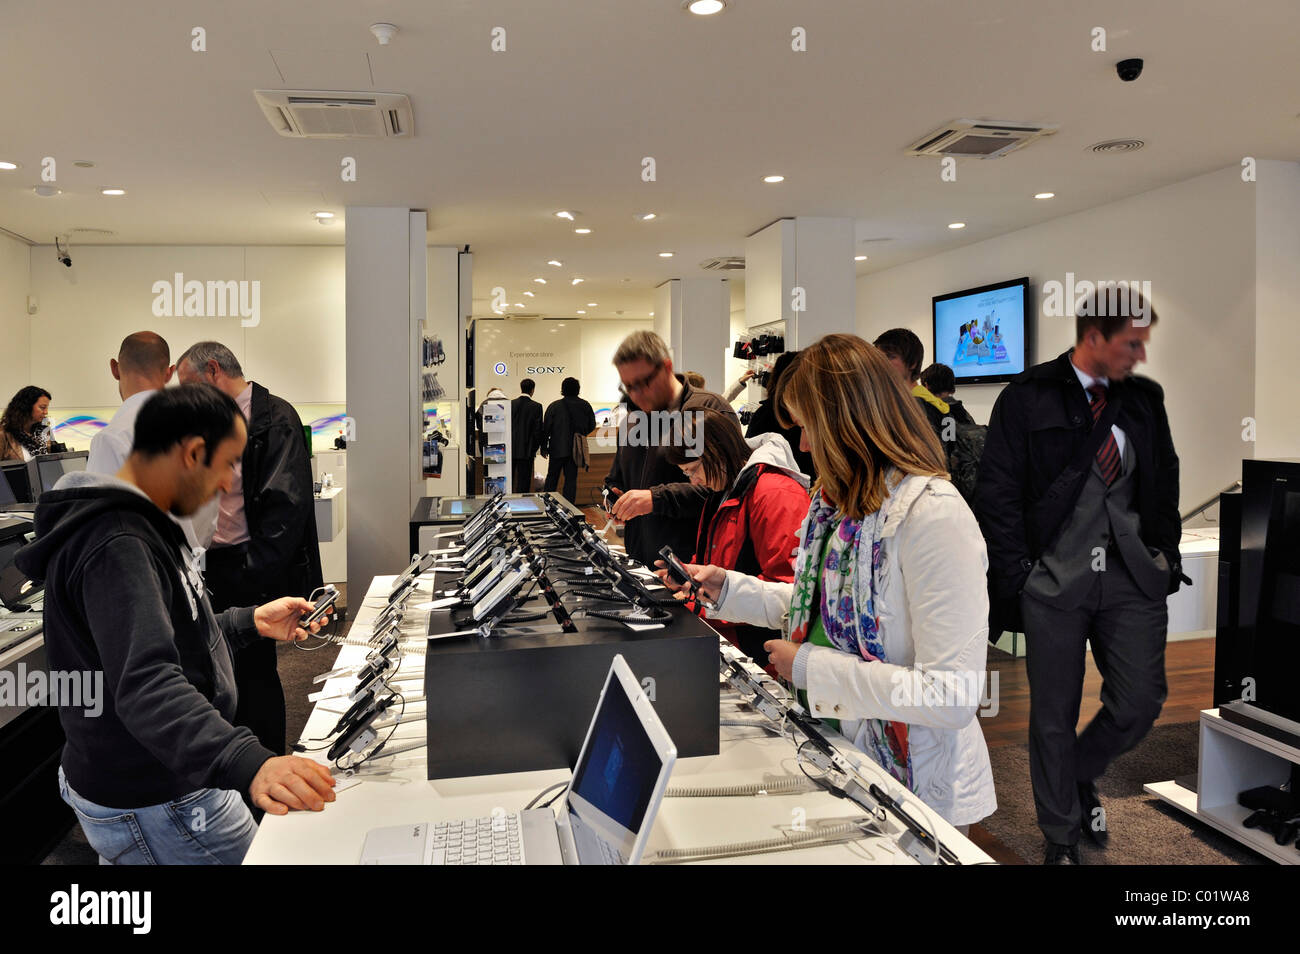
177, 342, 322, 756
605, 330, 734, 566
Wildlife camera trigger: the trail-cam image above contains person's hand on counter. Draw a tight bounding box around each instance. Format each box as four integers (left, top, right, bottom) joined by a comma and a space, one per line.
250, 756, 337, 815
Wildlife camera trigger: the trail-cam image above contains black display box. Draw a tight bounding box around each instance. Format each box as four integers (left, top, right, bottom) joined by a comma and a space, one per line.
423, 589, 720, 779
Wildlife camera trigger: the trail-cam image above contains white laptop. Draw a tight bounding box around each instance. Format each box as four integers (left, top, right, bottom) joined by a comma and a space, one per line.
360, 654, 677, 865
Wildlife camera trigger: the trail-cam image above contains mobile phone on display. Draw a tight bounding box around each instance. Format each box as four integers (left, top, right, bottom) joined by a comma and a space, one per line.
302, 585, 339, 627
657, 546, 693, 588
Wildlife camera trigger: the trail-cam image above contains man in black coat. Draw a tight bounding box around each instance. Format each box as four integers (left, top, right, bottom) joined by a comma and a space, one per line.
510, 378, 544, 493
605, 330, 735, 567
540, 377, 597, 504
974, 288, 1187, 865
178, 342, 323, 756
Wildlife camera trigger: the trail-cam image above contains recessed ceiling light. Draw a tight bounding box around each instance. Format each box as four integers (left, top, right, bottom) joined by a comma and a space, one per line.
948, 222, 966, 229
33, 186, 61, 197
574, 228, 592, 234
313, 210, 335, 219
571, 278, 584, 285
649, 312, 655, 317
523, 291, 535, 297
101, 187, 126, 196
854, 255, 868, 261
586, 302, 598, 307
763, 175, 785, 183
659, 252, 674, 258
1034, 192, 1055, 199
634, 212, 657, 221
547, 260, 563, 267
576, 310, 586, 315
0, 161, 19, 171
683, 0, 728, 14
533, 277, 547, 284
555, 211, 576, 220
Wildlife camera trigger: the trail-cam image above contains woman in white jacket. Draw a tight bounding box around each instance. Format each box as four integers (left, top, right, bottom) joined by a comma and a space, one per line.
658, 334, 997, 829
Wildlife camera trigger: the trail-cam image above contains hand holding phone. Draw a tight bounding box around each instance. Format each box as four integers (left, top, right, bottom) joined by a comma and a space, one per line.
302, 585, 339, 627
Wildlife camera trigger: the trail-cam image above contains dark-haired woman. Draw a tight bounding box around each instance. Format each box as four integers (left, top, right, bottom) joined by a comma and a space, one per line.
0, 386, 52, 461
745, 351, 814, 479
663, 408, 809, 667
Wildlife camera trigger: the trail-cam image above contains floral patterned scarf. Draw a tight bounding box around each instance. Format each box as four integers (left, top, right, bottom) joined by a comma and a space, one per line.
788, 490, 914, 790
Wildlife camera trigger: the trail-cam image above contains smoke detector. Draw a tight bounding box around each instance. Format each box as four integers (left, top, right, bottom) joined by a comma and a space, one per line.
906, 119, 1059, 159
254, 89, 414, 138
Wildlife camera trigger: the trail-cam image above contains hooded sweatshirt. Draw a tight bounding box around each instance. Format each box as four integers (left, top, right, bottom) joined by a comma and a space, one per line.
15, 472, 275, 808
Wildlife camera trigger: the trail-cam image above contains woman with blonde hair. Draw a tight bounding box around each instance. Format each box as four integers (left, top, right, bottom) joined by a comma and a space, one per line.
657, 333, 996, 829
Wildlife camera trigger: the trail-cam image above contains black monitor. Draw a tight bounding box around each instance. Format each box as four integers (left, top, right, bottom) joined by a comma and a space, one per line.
932, 276, 1032, 385
0, 518, 40, 609
1, 461, 37, 505
33, 451, 88, 495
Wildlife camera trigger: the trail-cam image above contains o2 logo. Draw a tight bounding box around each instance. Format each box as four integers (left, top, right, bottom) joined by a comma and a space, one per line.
493, 362, 507, 375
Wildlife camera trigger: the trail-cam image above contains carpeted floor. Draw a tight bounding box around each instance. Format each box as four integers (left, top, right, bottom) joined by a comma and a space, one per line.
981, 722, 1268, 864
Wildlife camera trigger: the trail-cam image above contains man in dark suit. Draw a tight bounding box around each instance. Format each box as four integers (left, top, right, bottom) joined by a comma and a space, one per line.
975, 286, 1187, 865
177, 342, 323, 756
510, 378, 544, 493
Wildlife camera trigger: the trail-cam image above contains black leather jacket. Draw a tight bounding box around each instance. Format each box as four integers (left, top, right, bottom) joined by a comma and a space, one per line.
241, 382, 323, 601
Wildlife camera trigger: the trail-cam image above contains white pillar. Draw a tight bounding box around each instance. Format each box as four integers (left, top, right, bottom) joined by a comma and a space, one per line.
654, 277, 728, 392
346, 208, 425, 592
745, 217, 856, 347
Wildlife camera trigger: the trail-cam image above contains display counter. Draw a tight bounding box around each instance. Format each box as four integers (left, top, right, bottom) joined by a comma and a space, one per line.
245, 574, 992, 866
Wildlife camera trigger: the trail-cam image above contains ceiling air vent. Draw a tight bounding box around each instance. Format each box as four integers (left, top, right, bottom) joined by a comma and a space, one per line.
253, 90, 414, 139
699, 256, 745, 271
1089, 138, 1145, 154
906, 119, 1059, 159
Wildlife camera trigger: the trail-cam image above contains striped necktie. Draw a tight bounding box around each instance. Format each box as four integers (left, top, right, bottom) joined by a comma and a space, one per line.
1087, 384, 1120, 485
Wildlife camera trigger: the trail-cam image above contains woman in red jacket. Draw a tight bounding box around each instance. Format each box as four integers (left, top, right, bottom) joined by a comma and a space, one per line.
664, 409, 810, 666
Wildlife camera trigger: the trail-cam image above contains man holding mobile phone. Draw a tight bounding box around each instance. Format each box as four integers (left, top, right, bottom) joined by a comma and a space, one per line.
16, 384, 336, 865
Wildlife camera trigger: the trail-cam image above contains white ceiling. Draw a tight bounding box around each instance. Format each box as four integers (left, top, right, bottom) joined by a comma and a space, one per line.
2, 0, 1298, 319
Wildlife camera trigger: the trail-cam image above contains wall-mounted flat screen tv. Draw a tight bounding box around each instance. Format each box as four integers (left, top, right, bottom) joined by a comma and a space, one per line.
932, 276, 1031, 385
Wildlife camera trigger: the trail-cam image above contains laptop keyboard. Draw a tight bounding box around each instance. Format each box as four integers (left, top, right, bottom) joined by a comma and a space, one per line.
429, 813, 525, 865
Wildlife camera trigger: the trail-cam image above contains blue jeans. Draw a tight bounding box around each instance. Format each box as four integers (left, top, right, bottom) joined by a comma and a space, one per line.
58, 767, 257, 865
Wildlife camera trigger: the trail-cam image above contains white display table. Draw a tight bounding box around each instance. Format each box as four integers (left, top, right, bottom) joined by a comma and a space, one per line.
244, 575, 992, 866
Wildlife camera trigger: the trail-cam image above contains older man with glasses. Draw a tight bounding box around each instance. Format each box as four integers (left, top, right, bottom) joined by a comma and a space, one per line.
604, 331, 735, 567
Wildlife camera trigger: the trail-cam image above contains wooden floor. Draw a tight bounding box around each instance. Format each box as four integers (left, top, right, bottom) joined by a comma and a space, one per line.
970, 636, 1215, 863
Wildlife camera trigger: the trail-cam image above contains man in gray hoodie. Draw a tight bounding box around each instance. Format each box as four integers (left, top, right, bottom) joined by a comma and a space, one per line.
16, 384, 335, 865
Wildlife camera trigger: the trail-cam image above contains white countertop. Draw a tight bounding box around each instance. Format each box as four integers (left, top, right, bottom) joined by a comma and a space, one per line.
245, 574, 991, 866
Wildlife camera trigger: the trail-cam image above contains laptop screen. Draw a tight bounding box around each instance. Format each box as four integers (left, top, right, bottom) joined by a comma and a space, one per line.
568, 671, 663, 843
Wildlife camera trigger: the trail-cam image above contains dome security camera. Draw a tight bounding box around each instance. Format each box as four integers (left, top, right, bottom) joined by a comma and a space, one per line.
1116, 58, 1144, 82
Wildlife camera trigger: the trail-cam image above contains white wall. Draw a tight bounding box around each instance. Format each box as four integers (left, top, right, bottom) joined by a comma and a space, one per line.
858, 166, 1257, 511
0, 234, 30, 395
1254, 160, 1300, 460
27, 245, 345, 406
472, 317, 651, 417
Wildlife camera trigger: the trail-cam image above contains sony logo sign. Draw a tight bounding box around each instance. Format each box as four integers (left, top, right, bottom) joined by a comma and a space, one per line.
525, 366, 565, 374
